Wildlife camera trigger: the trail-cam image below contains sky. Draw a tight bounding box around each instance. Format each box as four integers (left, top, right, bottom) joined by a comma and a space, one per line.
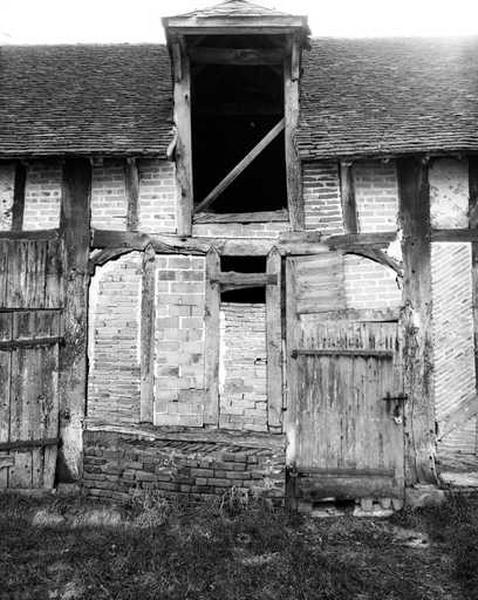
2, 0, 478, 44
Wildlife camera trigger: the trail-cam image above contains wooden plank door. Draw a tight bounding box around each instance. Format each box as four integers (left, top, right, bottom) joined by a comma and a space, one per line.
0, 238, 63, 489
286, 253, 405, 502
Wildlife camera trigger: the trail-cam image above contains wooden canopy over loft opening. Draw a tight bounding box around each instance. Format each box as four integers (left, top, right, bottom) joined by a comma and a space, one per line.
163, 0, 309, 235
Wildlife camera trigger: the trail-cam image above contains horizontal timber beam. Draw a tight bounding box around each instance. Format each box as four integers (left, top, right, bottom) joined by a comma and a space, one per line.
189, 47, 284, 65
212, 272, 277, 290
194, 209, 288, 224
0, 229, 60, 241
431, 228, 478, 242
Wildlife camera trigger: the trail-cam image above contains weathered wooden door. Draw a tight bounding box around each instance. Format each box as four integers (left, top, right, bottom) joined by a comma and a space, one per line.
286, 252, 404, 502
0, 237, 63, 489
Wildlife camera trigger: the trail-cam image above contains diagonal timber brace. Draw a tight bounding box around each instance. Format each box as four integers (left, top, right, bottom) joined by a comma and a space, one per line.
193, 117, 285, 215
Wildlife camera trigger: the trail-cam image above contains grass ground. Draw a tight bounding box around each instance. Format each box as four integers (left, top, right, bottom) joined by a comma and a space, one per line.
0, 490, 476, 600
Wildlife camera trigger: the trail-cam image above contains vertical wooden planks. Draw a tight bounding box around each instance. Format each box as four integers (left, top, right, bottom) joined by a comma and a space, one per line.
58, 158, 91, 482
11, 161, 26, 232
266, 247, 283, 431
284, 35, 304, 231
397, 157, 436, 484
340, 161, 358, 233
173, 38, 193, 236
204, 247, 220, 426
140, 244, 156, 423
125, 158, 139, 232
0, 313, 12, 488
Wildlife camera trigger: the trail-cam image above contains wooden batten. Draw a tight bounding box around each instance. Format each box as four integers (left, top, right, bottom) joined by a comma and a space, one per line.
124, 158, 139, 232
339, 161, 358, 233
189, 47, 284, 66
266, 248, 283, 431
284, 35, 304, 231
173, 37, 193, 236
397, 157, 436, 485
11, 162, 26, 232
140, 245, 156, 424
194, 209, 289, 224
58, 158, 91, 482
204, 248, 221, 426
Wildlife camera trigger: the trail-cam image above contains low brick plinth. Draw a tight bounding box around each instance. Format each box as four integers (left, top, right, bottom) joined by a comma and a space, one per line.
82, 428, 285, 504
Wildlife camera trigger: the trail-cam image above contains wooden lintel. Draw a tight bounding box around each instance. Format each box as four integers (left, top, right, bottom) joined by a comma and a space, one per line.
193, 118, 285, 214
213, 272, 277, 289
323, 231, 397, 248
11, 161, 27, 231
140, 245, 156, 424
0, 229, 60, 241
204, 248, 221, 426
189, 47, 284, 65
339, 161, 358, 233
124, 158, 139, 232
194, 209, 288, 224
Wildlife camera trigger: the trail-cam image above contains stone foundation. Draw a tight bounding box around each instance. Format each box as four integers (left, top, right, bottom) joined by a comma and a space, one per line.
82, 428, 286, 504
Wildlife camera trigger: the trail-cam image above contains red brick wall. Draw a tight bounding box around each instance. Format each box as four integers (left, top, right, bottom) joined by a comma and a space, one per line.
343, 255, 402, 310
219, 303, 268, 432
154, 255, 206, 427
23, 161, 62, 230
354, 161, 399, 232
83, 429, 285, 504
302, 161, 343, 234
431, 242, 477, 455
87, 253, 142, 425
91, 159, 128, 231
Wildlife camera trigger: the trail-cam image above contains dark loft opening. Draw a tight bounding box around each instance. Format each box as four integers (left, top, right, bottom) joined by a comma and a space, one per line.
220, 255, 266, 303
191, 37, 287, 214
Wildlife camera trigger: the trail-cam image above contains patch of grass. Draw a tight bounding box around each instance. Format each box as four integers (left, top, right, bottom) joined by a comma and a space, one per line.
0, 490, 474, 599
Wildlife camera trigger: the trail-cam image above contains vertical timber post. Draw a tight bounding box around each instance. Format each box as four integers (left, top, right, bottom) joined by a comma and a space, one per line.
284, 35, 304, 231
204, 247, 220, 426
266, 247, 283, 431
173, 37, 193, 237
125, 157, 139, 232
140, 244, 156, 424
58, 158, 91, 482
11, 161, 26, 232
397, 156, 436, 484
339, 160, 358, 233
469, 157, 478, 452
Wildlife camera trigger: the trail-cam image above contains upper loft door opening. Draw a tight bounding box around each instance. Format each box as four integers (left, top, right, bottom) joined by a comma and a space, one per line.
190, 34, 287, 216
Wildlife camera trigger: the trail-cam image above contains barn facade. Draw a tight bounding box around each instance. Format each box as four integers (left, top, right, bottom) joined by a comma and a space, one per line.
1, 0, 478, 510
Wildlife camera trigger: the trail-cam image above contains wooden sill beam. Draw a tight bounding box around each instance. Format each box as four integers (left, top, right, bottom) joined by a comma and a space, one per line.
212, 272, 277, 291
189, 47, 284, 65
193, 118, 285, 214
193, 209, 288, 224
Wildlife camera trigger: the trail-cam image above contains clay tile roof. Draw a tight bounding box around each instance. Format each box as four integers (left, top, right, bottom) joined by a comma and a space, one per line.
1, 37, 478, 159
170, 0, 292, 19
298, 36, 478, 159
0, 44, 173, 158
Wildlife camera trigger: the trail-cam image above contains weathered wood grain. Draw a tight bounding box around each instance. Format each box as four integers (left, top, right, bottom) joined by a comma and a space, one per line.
339, 161, 358, 233
266, 248, 283, 430
204, 248, 221, 426
189, 47, 284, 65
193, 209, 288, 224
398, 157, 436, 485
11, 162, 26, 232
125, 158, 139, 232
140, 245, 156, 424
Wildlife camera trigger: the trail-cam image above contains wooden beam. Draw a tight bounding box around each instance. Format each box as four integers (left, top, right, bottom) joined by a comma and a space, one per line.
397, 157, 436, 485
431, 229, 478, 242
124, 158, 139, 232
213, 272, 277, 289
193, 118, 285, 214
266, 247, 282, 431
173, 38, 193, 236
0, 229, 60, 241
284, 36, 303, 230
11, 162, 26, 232
339, 161, 358, 233
189, 47, 284, 65
140, 244, 156, 424
469, 157, 478, 453
204, 248, 221, 426
58, 158, 91, 482
194, 209, 288, 224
